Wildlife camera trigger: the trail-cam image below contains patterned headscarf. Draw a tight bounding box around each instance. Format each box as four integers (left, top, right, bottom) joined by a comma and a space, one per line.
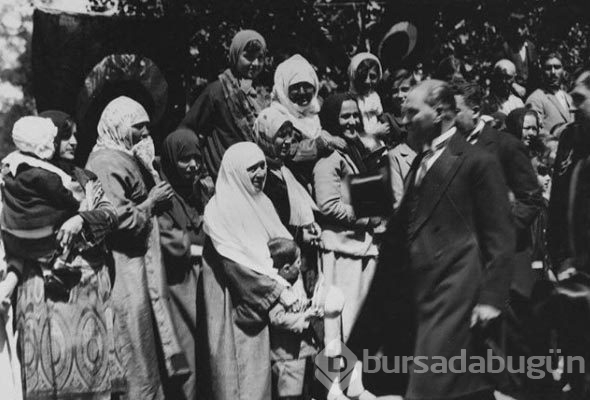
254, 108, 318, 227
93, 96, 150, 155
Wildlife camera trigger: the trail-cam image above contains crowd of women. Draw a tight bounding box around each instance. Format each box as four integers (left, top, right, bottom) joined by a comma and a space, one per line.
0, 26, 564, 400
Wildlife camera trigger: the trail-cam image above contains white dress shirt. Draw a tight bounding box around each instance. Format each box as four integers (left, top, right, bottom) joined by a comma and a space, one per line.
415, 127, 456, 185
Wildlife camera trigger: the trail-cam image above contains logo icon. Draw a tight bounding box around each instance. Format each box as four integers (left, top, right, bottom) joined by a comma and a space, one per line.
315, 339, 358, 391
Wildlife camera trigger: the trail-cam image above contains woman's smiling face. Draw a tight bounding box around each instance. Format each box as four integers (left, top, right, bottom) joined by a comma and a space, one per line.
288, 82, 315, 107
235, 41, 265, 79
273, 122, 295, 160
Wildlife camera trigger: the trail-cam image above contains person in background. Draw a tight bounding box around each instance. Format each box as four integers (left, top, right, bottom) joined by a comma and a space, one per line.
497, 12, 540, 96
314, 92, 384, 400
484, 59, 525, 116
253, 106, 323, 295
526, 52, 574, 136
86, 96, 188, 400
379, 69, 413, 148
348, 53, 392, 150
0, 219, 22, 400
1, 111, 125, 399
180, 30, 267, 179
267, 237, 321, 400
433, 55, 466, 84
383, 69, 416, 119
388, 120, 418, 210
268, 54, 345, 184
548, 70, 590, 277
157, 128, 207, 399
200, 142, 292, 400
455, 82, 543, 303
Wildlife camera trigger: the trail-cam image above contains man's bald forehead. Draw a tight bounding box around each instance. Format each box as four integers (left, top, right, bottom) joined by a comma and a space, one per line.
410, 79, 455, 109
494, 59, 516, 75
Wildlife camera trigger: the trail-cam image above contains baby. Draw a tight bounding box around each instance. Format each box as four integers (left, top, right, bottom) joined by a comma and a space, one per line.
268, 237, 322, 400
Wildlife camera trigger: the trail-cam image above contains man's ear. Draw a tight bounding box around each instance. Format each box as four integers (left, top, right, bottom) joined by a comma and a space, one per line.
434, 105, 445, 122
472, 105, 481, 118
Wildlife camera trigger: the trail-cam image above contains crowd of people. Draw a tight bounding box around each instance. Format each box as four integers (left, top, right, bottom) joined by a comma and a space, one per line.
1, 19, 590, 400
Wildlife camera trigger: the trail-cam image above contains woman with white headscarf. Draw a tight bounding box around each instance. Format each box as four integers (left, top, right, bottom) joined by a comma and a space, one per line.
200, 142, 294, 400
86, 96, 189, 400
266, 54, 345, 186
0, 114, 125, 399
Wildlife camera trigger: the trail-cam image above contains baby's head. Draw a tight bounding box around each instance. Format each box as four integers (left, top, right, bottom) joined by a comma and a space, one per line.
268, 238, 301, 285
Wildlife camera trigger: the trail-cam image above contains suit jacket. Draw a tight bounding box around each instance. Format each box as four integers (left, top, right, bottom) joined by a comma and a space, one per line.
548, 122, 590, 271
526, 88, 574, 136
388, 142, 417, 211
475, 124, 543, 298
498, 40, 540, 92
384, 132, 515, 400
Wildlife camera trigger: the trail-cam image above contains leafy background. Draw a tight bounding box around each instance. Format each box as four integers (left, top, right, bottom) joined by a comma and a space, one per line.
1, 0, 589, 157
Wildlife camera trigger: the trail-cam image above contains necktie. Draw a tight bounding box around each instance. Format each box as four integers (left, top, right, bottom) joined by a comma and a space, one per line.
414, 138, 450, 186
414, 149, 435, 187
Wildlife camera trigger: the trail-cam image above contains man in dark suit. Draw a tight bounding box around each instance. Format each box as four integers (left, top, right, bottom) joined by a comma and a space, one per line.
497, 12, 540, 96
548, 70, 590, 276
455, 81, 546, 398
385, 80, 515, 400
455, 81, 543, 300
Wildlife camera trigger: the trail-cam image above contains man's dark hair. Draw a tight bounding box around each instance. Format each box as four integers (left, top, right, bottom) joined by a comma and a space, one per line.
454, 81, 484, 109
434, 55, 465, 83
422, 79, 456, 111
268, 238, 299, 270
542, 51, 564, 65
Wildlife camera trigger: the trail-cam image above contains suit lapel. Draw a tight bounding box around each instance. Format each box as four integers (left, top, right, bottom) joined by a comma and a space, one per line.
547, 92, 570, 122
408, 134, 465, 239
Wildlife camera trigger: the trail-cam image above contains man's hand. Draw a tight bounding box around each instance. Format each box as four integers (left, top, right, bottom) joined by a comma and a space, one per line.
512, 82, 526, 98
470, 304, 501, 328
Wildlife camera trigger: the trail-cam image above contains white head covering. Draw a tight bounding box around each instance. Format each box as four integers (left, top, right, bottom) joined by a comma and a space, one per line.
271, 54, 322, 139
348, 52, 384, 135
11, 116, 58, 160
204, 142, 292, 278
254, 107, 318, 227
93, 96, 150, 155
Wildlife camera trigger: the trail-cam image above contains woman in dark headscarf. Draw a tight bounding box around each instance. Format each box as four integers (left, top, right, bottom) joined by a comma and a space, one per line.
2, 110, 126, 399
180, 30, 267, 179
157, 128, 206, 400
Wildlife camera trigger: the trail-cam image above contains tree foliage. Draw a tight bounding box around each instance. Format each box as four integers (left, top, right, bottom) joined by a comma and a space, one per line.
1, 0, 590, 157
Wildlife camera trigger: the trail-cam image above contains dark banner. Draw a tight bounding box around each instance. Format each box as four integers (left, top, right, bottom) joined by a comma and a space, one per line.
32, 7, 188, 163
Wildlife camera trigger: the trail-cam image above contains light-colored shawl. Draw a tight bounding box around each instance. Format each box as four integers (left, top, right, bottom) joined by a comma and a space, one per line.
203, 142, 292, 278
271, 54, 322, 139
253, 107, 318, 227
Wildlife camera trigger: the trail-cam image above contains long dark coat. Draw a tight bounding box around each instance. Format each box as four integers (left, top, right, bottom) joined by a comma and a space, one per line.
383, 132, 515, 400
475, 124, 543, 298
